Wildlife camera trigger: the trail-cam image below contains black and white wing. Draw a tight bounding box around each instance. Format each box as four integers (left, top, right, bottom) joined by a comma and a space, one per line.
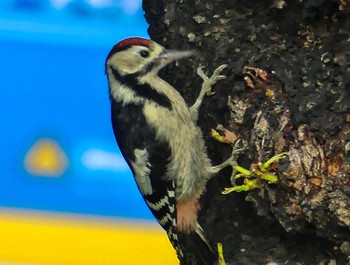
111, 100, 217, 264
110, 100, 178, 240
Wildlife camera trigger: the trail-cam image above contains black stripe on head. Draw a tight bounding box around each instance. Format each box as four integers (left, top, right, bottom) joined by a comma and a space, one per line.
138, 49, 166, 76
109, 66, 172, 110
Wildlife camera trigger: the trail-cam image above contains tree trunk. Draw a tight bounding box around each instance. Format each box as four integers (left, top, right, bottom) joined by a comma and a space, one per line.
142, 1, 350, 264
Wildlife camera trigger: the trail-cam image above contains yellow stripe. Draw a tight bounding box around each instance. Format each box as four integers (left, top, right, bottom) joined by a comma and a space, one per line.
0, 209, 178, 265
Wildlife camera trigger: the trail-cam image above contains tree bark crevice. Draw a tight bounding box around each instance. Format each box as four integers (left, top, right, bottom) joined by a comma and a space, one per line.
143, 1, 350, 264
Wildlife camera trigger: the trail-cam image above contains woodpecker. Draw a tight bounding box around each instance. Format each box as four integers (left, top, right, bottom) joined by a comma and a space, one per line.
105, 37, 235, 264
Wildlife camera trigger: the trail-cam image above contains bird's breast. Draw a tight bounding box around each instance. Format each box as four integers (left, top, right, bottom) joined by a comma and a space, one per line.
143, 99, 193, 139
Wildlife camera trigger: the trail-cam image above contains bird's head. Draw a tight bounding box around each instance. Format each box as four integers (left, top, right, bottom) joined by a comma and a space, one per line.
105, 37, 194, 77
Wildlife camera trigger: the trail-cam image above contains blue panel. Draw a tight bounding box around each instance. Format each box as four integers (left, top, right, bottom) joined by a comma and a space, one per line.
0, 0, 155, 221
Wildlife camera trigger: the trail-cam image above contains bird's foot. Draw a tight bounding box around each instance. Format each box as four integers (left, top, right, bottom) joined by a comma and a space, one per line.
197, 64, 228, 96
210, 139, 244, 175
190, 64, 227, 122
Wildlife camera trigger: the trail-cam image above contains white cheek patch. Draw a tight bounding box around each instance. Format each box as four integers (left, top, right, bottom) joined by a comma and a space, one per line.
131, 148, 153, 195
111, 48, 144, 74
109, 78, 144, 105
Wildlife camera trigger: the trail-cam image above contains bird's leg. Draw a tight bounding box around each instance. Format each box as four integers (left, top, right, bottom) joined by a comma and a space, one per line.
190, 64, 228, 122
210, 140, 244, 176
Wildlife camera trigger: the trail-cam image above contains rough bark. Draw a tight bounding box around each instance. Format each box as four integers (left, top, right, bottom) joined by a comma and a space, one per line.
142, 1, 350, 264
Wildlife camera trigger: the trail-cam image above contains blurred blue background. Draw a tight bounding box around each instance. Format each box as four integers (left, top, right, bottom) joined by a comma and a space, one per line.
0, 0, 153, 220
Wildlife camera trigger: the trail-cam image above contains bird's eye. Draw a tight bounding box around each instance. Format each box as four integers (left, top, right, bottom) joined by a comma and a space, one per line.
140, 50, 150, 58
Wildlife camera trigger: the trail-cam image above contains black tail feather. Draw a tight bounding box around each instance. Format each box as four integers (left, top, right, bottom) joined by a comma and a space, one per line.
176, 229, 218, 265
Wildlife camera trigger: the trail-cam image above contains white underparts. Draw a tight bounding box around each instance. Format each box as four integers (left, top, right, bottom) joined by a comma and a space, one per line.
141, 74, 212, 201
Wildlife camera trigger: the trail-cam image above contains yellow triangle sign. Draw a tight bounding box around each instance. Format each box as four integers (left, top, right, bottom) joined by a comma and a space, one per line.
24, 138, 68, 177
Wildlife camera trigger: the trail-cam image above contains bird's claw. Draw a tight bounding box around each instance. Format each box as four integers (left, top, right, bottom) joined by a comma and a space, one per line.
197, 64, 228, 96
191, 64, 228, 122
210, 139, 244, 174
